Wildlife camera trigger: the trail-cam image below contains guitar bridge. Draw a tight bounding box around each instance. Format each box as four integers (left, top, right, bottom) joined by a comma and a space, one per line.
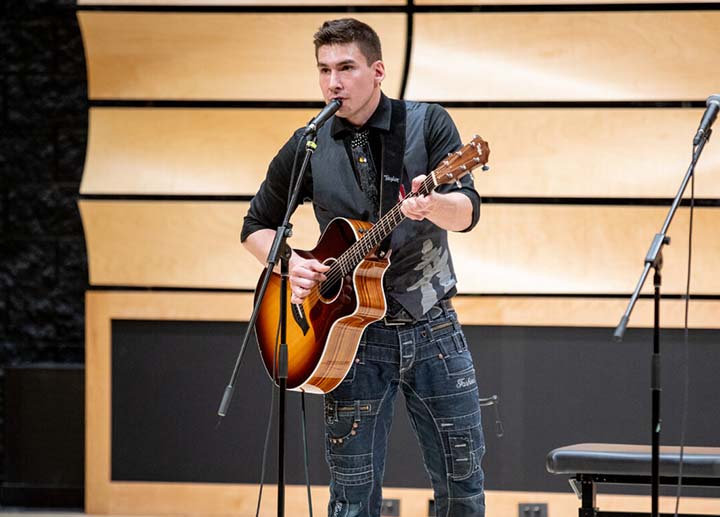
291, 303, 310, 335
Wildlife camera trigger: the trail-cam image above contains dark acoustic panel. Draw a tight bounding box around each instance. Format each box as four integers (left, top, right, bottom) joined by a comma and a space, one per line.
111, 320, 720, 495
474, 325, 720, 497
111, 320, 329, 485
2, 366, 84, 507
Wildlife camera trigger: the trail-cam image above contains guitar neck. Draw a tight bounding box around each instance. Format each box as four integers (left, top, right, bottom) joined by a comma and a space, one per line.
327, 133, 490, 277
336, 175, 436, 274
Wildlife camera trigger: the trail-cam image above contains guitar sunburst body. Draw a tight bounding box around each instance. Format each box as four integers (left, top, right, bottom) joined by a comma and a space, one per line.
255, 217, 389, 394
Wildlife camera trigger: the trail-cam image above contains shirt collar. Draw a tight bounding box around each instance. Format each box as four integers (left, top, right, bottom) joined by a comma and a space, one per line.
330, 92, 392, 139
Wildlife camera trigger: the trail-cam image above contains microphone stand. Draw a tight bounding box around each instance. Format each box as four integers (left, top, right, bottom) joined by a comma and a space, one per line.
218, 134, 318, 517
613, 127, 711, 517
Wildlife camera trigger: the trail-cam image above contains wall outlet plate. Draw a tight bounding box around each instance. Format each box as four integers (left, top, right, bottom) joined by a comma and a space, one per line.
519, 502, 548, 517
381, 498, 400, 517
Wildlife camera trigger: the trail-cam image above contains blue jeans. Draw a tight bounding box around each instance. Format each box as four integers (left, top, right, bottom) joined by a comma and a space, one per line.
323, 307, 486, 517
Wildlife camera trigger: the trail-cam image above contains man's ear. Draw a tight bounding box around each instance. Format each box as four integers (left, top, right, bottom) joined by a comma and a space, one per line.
373, 60, 386, 86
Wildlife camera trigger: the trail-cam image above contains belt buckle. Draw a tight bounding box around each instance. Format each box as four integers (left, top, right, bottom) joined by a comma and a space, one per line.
428, 306, 444, 320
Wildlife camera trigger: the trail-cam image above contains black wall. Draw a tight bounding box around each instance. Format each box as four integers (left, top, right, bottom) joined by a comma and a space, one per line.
0, 0, 88, 507
111, 320, 720, 496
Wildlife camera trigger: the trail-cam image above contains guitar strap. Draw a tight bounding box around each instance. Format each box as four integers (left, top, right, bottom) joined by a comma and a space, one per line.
376, 99, 407, 258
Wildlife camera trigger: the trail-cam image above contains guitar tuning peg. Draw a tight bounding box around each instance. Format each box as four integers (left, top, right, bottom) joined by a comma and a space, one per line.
482, 165, 490, 171
455, 180, 463, 189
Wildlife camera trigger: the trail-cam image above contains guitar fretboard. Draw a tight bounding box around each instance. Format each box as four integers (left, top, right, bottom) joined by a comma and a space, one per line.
334, 175, 435, 277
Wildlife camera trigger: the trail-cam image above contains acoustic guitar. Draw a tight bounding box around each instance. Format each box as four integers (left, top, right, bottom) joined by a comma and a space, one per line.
254, 135, 490, 394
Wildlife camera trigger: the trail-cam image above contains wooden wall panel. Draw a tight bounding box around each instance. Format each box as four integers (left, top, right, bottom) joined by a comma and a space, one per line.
418, 0, 715, 3
451, 205, 720, 295
81, 107, 720, 197
407, 12, 720, 101
80, 0, 404, 4
81, 108, 316, 195
80, 200, 720, 296
79, 201, 320, 288
78, 12, 406, 100
452, 107, 720, 198
453, 296, 720, 329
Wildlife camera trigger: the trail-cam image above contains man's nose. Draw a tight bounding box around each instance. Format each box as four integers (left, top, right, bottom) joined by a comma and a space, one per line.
328, 70, 341, 90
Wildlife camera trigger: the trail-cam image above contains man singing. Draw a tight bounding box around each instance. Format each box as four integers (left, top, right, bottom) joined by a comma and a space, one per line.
242, 18, 486, 517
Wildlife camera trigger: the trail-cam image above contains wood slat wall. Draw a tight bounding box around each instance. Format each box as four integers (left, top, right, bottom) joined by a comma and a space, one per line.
78, 12, 406, 100
78, 3, 720, 513
81, 107, 720, 197
79, 0, 405, 5
81, 108, 316, 195
78, 0, 719, 6
79, 201, 318, 288
80, 200, 720, 298
418, 0, 717, 3
407, 12, 720, 101
451, 108, 720, 199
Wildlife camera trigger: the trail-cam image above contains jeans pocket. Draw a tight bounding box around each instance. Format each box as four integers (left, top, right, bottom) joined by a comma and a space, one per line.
341, 362, 356, 384
438, 409, 484, 482
437, 330, 475, 377
449, 431, 474, 481
326, 402, 371, 446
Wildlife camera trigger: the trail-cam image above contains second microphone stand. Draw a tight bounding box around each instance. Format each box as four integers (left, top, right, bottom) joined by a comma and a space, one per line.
614, 128, 710, 517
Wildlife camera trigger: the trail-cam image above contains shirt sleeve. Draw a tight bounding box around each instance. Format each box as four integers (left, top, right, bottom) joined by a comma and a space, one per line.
424, 104, 482, 233
240, 128, 313, 242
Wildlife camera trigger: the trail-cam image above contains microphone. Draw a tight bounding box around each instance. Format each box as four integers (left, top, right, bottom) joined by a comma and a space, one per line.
302, 99, 342, 136
693, 94, 720, 145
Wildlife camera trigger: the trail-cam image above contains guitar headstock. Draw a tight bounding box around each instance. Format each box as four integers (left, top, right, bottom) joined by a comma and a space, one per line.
432, 135, 490, 188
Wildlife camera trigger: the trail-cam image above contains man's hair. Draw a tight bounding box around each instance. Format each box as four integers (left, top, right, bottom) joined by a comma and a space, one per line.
313, 18, 383, 65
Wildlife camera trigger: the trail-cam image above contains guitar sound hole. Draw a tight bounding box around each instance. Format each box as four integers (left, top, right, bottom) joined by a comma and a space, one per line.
318, 258, 341, 302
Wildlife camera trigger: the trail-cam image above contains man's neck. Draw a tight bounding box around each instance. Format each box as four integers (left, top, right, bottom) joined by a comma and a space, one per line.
347, 89, 382, 128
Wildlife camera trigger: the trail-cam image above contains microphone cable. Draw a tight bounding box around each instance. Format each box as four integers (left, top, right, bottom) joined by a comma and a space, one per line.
673, 144, 696, 517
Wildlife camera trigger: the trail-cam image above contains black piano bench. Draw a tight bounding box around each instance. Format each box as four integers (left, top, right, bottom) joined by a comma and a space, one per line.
546, 443, 720, 517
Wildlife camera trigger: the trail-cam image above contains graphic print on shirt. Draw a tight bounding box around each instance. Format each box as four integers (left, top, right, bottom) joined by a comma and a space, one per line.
405, 239, 454, 314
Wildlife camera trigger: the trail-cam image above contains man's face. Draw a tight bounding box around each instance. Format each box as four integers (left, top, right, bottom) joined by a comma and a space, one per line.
316, 42, 385, 127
